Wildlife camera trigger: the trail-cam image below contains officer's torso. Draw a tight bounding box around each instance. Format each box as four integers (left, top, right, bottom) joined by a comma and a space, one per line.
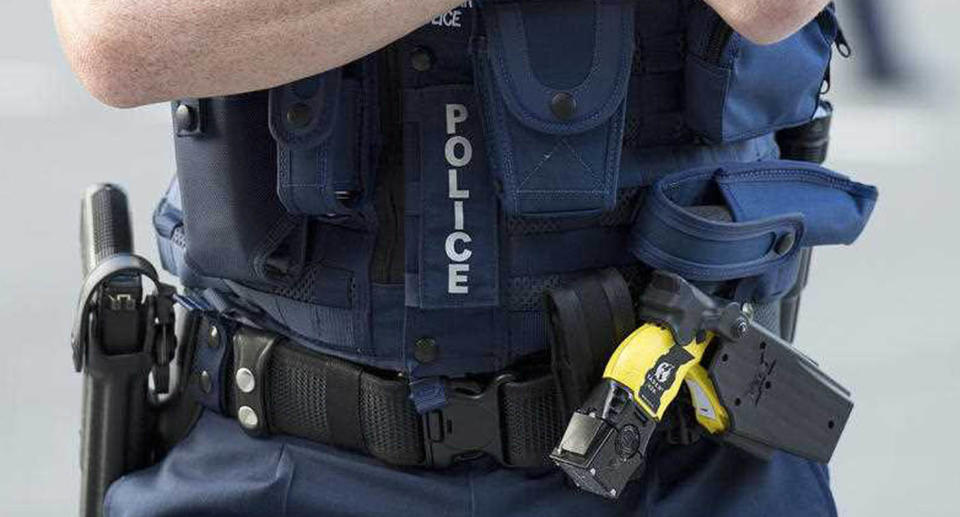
156, 0, 846, 378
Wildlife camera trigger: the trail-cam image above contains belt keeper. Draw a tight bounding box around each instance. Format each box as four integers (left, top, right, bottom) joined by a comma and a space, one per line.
231, 328, 279, 437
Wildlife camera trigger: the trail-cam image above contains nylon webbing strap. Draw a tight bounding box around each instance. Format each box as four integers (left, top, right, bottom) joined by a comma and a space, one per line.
216, 319, 563, 468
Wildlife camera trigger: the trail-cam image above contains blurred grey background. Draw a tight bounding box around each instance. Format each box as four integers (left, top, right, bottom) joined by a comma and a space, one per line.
1, 1, 956, 515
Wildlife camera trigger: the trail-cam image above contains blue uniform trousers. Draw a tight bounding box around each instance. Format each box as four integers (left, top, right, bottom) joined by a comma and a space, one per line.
105, 411, 836, 517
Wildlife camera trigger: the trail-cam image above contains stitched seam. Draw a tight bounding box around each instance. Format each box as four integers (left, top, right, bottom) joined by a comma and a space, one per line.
490, 2, 633, 132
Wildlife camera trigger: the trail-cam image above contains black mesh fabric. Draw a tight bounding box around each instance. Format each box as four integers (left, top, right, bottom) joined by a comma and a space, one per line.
223, 319, 565, 468
507, 275, 565, 312
508, 265, 647, 313
501, 376, 565, 467
266, 345, 331, 443
267, 264, 355, 306
751, 301, 782, 337
359, 374, 425, 465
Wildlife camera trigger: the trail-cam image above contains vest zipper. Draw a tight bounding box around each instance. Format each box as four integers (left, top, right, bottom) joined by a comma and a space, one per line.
704, 19, 733, 64
371, 43, 406, 284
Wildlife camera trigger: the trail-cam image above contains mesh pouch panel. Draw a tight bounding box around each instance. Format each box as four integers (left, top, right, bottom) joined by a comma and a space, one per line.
506, 188, 642, 235
266, 345, 332, 443
501, 376, 564, 467
507, 275, 565, 312
267, 264, 355, 306
359, 375, 425, 465
508, 264, 648, 313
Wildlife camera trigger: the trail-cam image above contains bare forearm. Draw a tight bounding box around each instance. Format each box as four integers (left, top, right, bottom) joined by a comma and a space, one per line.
52, 0, 463, 107
704, 0, 831, 44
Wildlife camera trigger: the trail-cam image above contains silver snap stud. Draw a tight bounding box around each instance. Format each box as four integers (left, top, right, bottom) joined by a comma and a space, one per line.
235, 368, 256, 394
238, 406, 259, 430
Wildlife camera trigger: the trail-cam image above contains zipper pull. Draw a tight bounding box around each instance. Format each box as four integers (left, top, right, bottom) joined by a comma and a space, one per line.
835, 25, 852, 58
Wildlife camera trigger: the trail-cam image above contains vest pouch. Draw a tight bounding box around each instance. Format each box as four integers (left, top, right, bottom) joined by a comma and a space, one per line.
684, 3, 838, 144
174, 92, 307, 286
268, 63, 377, 219
629, 160, 877, 302
475, 0, 636, 216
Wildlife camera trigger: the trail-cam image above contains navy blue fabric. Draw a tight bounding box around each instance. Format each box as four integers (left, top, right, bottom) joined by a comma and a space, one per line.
156, 132, 782, 375
269, 59, 379, 219
404, 85, 500, 309
401, 84, 507, 377
629, 160, 877, 300
105, 411, 837, 517
476, 0, 634, 216
173, 92, 306, 286
685, 4, 838, 144
190, 318, 230, 414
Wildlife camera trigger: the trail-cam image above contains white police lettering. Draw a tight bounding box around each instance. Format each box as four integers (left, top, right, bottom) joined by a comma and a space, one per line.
431, 1, 474, 29
446, 103, 472, 294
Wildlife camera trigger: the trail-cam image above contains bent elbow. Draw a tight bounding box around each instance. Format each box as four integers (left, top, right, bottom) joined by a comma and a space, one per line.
56, 8, 160, 108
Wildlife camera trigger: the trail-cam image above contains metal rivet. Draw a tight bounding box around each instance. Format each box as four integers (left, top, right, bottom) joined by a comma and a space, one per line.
286, 102, 313, 129
207, 325, 220, 348
414, 337, 438, 363
175, 103, 196, 132
238, 406, 259, 430
732, 318, 749, 339
410, 47, 434, 72
235, 368, 256, 393
550, 92, 577, 120
774, 233, 796, 256
199, 371, 212, 394
741, 303, 755, 320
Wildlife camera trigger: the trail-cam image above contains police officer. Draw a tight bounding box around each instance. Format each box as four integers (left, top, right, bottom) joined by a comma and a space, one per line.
54, 1, 871, 515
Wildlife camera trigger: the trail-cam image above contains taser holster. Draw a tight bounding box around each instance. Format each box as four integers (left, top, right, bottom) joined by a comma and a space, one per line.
547, 269, 853, 499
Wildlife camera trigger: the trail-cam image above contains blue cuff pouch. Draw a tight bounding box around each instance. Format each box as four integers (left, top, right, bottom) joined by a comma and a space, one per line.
475, 0, 636, 217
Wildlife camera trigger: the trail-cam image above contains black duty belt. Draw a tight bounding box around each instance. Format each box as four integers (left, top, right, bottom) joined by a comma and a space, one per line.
191, 316, 565, 469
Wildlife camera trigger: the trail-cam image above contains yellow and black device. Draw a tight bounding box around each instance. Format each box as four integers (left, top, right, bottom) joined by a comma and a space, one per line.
547, 270, 853, 499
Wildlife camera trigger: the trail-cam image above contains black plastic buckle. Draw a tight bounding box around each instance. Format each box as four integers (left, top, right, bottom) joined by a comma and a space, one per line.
422, 373, 515, 468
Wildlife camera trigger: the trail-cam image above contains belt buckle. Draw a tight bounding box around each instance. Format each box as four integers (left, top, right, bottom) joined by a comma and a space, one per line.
422, 373, 515, 468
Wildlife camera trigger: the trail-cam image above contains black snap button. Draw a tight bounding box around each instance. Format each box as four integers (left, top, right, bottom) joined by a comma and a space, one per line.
286, 102, 313, 129
550, 92, 577, 120
414, 337, 438, 363
411, 47, 434, 72
774, 232, 796, 256
175, 103, 196, 132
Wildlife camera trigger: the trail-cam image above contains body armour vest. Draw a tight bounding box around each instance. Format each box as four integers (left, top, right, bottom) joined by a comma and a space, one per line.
154, 0, 877, 381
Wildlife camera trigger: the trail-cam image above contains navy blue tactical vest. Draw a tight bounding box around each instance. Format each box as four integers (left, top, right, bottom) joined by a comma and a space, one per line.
154, 1, 876, 388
